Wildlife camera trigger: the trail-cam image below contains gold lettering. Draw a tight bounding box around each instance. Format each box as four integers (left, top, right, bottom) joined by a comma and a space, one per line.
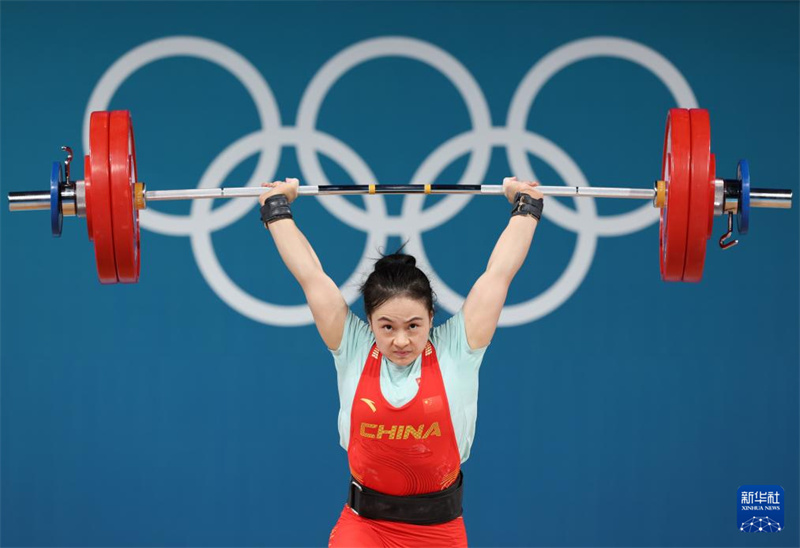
360, 423, 441, 441
376, 424, 397, 439
360, 423, 377, 438
403, 425, 424, 439
423, 422, 441, 438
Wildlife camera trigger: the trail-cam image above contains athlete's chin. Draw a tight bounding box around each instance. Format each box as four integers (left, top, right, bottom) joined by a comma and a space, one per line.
392, 351, 417, 365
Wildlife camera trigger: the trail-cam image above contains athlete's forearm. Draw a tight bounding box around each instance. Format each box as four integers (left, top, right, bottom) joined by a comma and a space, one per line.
484, 215, 538, 283
267, 218, 325, 285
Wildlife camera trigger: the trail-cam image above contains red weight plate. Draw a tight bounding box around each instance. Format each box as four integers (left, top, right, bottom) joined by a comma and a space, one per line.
132, 123, 140, 279
85, 155, 94, 241
683, 109, 713, 282
707, 153, 716, 238
659, 109, 691, 282
88, 111, 118, 284
109, 111, 140, 283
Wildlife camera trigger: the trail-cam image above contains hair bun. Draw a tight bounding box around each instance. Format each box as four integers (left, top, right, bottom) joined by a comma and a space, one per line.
375, 253, 416, 271
361, 249, 435, 317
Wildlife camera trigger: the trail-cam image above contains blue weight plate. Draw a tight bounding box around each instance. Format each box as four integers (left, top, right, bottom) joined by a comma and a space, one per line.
737, 159, 750, 234
50, 161, 63, 237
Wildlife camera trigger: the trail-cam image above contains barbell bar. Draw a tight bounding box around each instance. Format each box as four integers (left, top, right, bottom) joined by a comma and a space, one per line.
6, 108, 793, 284
9, 181, 789, 204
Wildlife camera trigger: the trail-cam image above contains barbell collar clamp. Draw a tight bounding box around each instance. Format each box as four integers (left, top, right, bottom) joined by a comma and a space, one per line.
719, 212, 739, 250
713, 180, 725, 216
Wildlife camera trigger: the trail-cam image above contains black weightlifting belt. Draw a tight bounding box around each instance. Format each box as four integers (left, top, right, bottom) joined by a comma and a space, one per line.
347, 471, 463, 525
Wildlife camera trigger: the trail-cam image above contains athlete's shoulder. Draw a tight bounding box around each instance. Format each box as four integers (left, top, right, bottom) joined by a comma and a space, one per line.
431, 309, 487, 366
332, 308, 375, 360
430, 310, 463, 344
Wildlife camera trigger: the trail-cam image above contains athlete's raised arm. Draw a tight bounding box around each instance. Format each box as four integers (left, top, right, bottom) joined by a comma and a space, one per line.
462, 177, 544, 350
259, 178, 348, 351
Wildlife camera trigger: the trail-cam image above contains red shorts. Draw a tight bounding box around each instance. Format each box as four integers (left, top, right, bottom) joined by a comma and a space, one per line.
328, 504, 468, 548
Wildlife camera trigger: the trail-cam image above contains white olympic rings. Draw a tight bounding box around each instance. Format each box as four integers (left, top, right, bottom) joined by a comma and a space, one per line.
84, 35, 697, 326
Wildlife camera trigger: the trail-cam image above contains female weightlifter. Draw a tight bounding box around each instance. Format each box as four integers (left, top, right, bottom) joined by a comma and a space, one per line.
258, 177, 544, 547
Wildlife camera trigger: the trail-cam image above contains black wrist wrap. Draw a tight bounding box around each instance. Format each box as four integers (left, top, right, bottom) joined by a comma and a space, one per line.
511, 191, 543, 221
260, 194, 293, 228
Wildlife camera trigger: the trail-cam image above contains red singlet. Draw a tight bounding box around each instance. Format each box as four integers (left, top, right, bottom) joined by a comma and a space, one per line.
329, 342, 468, 547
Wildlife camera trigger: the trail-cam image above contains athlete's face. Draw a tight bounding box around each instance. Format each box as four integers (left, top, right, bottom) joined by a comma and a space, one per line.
369, 296, 433, 367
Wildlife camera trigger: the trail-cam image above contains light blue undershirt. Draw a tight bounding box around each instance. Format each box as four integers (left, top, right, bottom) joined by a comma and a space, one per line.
330, 309, 488, 463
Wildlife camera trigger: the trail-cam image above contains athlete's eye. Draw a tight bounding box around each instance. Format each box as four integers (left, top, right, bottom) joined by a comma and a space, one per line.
382, 325, 392, 331
409, 324, 418, 329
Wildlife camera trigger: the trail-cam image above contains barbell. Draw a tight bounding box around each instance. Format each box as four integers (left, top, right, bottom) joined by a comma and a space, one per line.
6, 109, 793, 284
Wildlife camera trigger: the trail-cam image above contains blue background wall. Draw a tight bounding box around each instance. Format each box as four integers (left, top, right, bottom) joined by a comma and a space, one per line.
1, 1, 798, 546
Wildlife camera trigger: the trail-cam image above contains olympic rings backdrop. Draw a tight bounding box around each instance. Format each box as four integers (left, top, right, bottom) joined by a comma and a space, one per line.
1, 2, 798, 547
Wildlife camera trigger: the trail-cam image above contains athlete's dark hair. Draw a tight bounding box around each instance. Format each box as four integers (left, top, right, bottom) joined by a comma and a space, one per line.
360, 248, 435, 319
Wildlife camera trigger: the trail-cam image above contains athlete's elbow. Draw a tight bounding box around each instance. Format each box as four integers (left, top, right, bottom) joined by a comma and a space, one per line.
296, 266, 328, 289
484, 262, 518, 286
